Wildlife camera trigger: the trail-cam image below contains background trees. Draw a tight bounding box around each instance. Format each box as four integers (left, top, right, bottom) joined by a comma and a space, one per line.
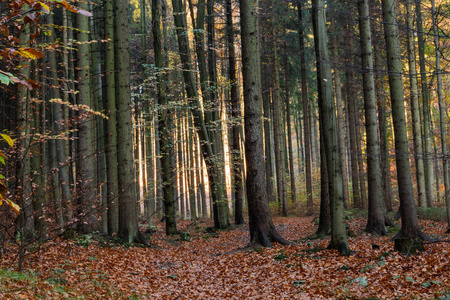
1, 0, 449, 255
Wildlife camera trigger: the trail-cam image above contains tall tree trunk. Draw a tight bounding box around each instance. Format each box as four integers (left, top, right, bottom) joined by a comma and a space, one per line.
382, 0, 426, 249
373, 39, 394, 212
431, 0, 450, 232
312, 0, 349, 254
115, 0, 145, 243
297, 2, 313, 214
406, 0, 426, 208
76, 1, 99, 233
104, 0, 119, 235
239, 0, 289, 247
358, 0, 386, 235
317, 134, 331, 236
272, 33, 288, 216
345, 35, 361, 208
207, 0, 230, 228
285, 59, 297, 203
226, 0, 245, 225
17, 20, 35, 239
416, 0, 434, 208
153, 0, 177, 234
331, 20, 349, 209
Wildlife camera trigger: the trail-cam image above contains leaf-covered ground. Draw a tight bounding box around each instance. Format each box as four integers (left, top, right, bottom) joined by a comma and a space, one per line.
1, 217, 450, 299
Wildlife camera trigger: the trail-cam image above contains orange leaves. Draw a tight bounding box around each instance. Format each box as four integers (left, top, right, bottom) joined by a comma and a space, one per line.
1, 218, 450, 298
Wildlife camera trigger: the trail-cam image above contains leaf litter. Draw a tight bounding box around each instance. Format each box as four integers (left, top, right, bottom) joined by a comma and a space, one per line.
1, 217, 450, 299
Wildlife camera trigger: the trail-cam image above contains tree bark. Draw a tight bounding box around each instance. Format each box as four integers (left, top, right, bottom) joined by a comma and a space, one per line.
115, 0, 145, 243
431, 0, 450, 232
297, 1, 313, 214
226, 0, 245, 225
416, 0, 434, 208
76, 1, 99, 233
357, 0, 386, 235
382, 0, 426, 247
406, 0, 426, 209
312, 0, 349, 254
240, 0, 290, 247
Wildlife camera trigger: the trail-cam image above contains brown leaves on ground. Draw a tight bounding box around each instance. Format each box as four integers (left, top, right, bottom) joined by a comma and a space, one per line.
1, 217, 450, 299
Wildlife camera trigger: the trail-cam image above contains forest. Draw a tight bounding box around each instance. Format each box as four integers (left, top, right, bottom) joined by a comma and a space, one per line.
0, 0, 450, 298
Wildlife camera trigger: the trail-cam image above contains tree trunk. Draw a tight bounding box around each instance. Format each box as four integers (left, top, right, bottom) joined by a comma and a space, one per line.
416, 0, 434, 208
297, 2, 313, 214
406, 0, 426, 209
226, 0, 245, 225
153, 0, 177, 234
382, 0, 426, 248
240, 0, 290, 247
115, 0, 145, 243
285, 59, 297, 203
358, 0, 386, 235
104, 0, 119, 235
431, 0, 450, 232
317, 134, 331, 236
373, 39, 394, 212
272, 34, 288, 217
76, 1, 99, 233
331, 21, 349, 210
312, 0, 349, 254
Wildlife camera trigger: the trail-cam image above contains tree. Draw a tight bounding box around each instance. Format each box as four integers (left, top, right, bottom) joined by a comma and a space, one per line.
406, 0, 426, 209
104, 0, 119, 236
431, 0, 450, 232
357, 0, 386, 235
416, 0, 434, 208
153, 0, 177, 234
381, 0, 426, 252
75, 0, 99, 233
240, 0, 289, 247
226, 0, 245, 225
297, 0, 313, 215
312, 0, 349, 254
115, 0, 145, 243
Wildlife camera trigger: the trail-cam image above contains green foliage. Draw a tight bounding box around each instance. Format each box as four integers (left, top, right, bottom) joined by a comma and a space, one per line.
417, 207, 448, 222
179, 232, 190, 242
274, 250, 289, 261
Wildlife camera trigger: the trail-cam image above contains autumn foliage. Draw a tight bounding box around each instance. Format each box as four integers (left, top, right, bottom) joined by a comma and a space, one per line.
1, 217, 450, 299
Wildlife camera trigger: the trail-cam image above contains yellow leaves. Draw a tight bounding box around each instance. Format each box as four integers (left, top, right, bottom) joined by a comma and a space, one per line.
49, 98, 109, 119
17, 47, 44, 60
0, 133, 14, 147
0, 195, 20, 214
38, 2, 50, 13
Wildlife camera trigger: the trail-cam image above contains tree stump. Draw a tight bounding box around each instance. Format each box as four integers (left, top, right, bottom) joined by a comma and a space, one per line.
394, 238, 425, 255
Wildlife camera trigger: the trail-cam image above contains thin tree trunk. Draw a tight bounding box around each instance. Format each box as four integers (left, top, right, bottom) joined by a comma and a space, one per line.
331, 20, 349, 209
226, 0, 245, 225
431, 0, 450, 232
297, 2, 313, 214
382, 0, 426, 249
312, 0, 349, 254
416, 0, 434, 208
104, 0, 119, 235
285, 59, 297, 203
272, 33, 288, 216
406, 0, 426, 208
153, 0, 177, 234
358, 0, 386, 235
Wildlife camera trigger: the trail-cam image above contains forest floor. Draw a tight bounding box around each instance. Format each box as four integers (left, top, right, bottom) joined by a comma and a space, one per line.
1, 216, 450, 299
